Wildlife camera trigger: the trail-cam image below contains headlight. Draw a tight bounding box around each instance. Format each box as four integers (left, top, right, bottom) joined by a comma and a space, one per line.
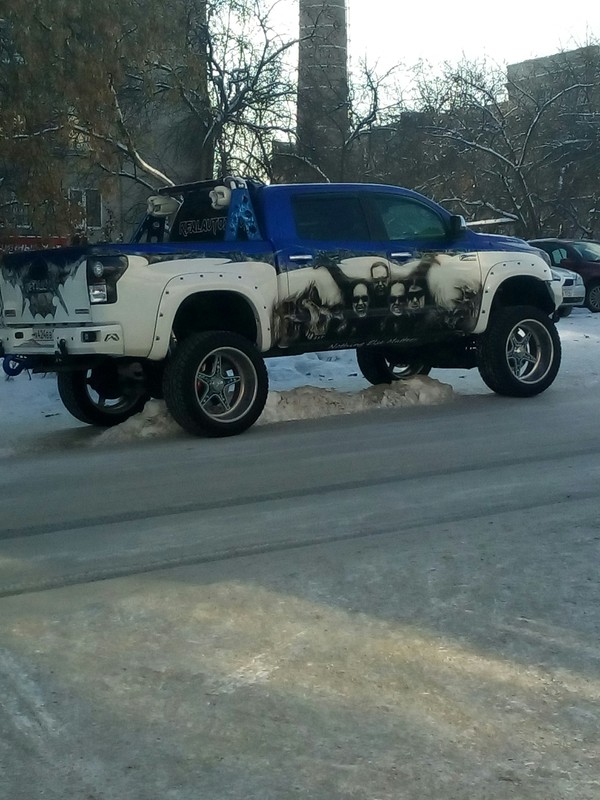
550, 269, 562, 282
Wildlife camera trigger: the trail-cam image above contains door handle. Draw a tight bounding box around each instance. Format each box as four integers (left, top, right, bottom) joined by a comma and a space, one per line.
289, 254, 313, 262
390, 252, 413, 259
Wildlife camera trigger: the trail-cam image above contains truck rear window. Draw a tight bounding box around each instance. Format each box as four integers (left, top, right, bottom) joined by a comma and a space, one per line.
169, 193, 228, 243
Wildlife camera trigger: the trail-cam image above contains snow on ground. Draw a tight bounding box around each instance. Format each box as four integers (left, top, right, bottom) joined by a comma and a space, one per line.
1, 308, 599, 457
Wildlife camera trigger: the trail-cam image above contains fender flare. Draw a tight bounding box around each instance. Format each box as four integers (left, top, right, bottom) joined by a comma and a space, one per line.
147, 270, 278, 360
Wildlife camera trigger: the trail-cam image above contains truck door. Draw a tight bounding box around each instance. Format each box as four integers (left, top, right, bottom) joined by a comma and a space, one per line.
273, 190, 391, 348
363, 191, 482, 341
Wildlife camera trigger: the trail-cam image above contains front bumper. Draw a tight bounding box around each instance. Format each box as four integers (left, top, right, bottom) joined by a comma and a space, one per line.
560, 287, 585, 307
0, 324, 125, 359
560, 296, 585, 307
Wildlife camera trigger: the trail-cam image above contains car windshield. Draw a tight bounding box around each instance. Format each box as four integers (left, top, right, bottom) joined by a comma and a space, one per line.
572, 241, 600, 262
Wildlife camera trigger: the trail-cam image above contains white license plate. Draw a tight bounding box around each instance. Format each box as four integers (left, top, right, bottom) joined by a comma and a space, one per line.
32, 328, 55, 342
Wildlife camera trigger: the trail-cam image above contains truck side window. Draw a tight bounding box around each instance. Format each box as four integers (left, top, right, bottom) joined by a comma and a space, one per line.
292, 195, 370, 241
371, 195, 447, 240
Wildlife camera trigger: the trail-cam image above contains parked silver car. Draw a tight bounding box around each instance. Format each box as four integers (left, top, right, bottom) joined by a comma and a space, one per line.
550, 265, 585, 317
530, 246, 585, 318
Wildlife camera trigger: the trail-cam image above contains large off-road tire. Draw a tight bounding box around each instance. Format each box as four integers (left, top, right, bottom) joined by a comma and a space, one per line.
557, 306, 573, 318
356, 347, 431, 386
477, 305, 561, 397
163, 331, 268, 437
57, 364, 149, 426
585, 282, 600, 312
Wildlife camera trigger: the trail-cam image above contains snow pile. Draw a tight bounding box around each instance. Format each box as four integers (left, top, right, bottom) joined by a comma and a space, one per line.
90, 375, 454, 446
260, 375, 454, 423
89, 398, 182, 446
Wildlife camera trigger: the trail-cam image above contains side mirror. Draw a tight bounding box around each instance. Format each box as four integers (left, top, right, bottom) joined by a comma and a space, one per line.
449, 214, 467, 235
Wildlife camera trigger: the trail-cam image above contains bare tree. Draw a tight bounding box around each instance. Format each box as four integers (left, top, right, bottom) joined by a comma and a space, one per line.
0, 0, 298, 235
409, 47, 600, 237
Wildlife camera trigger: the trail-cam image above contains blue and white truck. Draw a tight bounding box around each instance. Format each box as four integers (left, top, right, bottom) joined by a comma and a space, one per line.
0, 177, 562, 436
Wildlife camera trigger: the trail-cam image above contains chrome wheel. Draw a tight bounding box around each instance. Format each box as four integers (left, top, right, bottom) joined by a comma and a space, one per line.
388, 361, 430, 380
356, 347, 430, 385
505, 318, 554, 384
57, 365, 148, 426
194, 347, 258, 423
163, 331, 268, 437
478, 305, 561, 397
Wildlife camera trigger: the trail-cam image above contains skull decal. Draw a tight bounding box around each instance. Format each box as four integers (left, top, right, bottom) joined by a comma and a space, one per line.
2, 250, 85, 319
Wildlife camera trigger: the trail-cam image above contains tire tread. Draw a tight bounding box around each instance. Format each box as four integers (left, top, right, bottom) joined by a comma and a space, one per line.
163, 330, 268, 437
477, 305, 561, 397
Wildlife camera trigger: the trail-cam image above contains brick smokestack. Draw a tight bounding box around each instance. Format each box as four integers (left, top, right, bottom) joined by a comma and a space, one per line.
297, 0, 350, 181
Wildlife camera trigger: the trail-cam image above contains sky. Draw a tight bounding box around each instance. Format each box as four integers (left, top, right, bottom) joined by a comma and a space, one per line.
240, 1, 596, 69
1, 308, 599, 458
346, 1, 597, 70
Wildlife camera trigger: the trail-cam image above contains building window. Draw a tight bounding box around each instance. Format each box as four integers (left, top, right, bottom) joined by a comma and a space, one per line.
0, 196, 31, 229
69, 188, 102, 230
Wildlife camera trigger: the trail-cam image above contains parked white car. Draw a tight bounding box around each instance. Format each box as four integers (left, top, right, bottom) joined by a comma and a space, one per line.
551, 265, 585, 318
530, 246, 585, 318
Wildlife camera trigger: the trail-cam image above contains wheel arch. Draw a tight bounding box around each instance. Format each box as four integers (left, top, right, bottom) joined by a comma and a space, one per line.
173, 291, 259, 343
477, 276, 556, 333
149, 286, 273, 359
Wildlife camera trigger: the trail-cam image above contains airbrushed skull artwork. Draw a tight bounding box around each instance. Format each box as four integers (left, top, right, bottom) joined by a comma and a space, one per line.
1, 251, 85, 319
272, 251, 483, 348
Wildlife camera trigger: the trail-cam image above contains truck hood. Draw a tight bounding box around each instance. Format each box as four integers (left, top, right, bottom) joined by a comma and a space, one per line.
469, 232, 538, 253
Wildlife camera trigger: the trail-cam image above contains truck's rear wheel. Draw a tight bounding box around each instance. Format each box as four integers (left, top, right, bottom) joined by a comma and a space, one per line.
477, 305, 561, 397
57, 364, 149, 426
356, 347, 431, 385
163, 331, 268, 437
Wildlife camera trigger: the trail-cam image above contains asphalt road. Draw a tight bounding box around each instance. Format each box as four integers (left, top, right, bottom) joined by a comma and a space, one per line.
1, 388, 600, 798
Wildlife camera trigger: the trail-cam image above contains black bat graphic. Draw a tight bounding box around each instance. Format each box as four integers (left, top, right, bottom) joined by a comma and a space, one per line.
1, 249, 86, 318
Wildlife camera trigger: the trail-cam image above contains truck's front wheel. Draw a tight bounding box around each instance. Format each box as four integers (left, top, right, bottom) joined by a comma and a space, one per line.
163, 331, 268, 437
57, 364, 149, 426
477, 305, 561, 397
356, 347, 431, 385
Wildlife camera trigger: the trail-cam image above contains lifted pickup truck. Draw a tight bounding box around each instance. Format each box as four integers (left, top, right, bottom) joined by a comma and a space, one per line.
0, 177, 562, 437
